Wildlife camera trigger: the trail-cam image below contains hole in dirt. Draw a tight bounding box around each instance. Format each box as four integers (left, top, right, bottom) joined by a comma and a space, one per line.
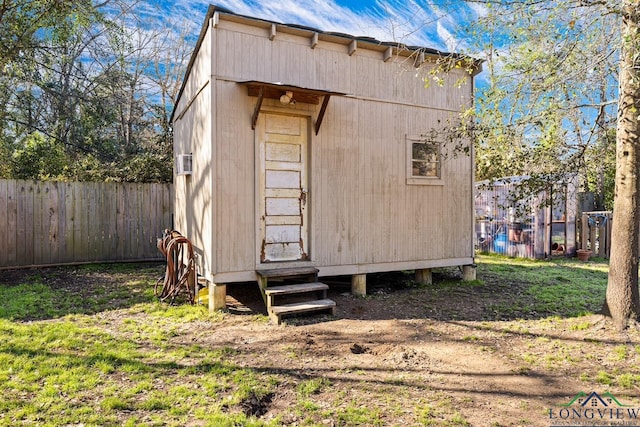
240, 391, 274, 417
350, 343, 369, 354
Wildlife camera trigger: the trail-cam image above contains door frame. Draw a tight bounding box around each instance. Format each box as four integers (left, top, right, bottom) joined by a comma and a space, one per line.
254, 108, 313, 267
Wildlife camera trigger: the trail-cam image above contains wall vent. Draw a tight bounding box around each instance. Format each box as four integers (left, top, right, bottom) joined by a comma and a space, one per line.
176, 153, 192, 175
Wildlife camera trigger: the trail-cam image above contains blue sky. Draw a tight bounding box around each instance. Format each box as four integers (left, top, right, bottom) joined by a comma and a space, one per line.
147, 0, 485, 54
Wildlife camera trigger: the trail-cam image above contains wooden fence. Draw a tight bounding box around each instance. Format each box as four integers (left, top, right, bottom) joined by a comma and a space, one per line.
0, 180, 174, 269
579, 211, 612, 258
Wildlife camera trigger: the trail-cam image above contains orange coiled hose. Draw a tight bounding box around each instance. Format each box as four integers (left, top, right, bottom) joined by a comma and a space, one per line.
155, 229, 196, 304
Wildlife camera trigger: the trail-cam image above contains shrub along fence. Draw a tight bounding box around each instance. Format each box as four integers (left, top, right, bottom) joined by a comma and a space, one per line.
0, 179, 174, 269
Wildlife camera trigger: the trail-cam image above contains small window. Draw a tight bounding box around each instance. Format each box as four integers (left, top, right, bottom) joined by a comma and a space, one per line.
411, 142, 440, 177
406, 135, 443, 185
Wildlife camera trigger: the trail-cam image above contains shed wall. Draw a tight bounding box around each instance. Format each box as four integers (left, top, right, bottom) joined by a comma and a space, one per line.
173, 21, 215, 276
207, 20, 474, 277
214, 20, 472, 112
312, 98, 473, 267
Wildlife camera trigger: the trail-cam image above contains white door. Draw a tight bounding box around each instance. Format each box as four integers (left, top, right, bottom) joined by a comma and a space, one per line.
258, 113, 309, 262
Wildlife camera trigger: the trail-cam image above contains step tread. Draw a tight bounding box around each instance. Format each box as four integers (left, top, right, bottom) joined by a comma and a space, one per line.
270, 299, 336, 315
257, 267, 319, 278
264, 282, 328, 296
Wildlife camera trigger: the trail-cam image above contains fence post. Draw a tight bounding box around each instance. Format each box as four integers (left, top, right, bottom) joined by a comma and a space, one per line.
607, 213, 613, 258
580, 213, 588, 251
597, 220, 606, 258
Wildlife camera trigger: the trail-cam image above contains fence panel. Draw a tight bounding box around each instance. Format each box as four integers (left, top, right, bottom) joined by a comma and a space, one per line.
579, 211, 612, 258
0, 179, 174, 269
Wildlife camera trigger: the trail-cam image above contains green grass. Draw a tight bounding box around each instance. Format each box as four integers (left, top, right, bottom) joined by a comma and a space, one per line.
584, 366, 640, 390
334, 403, 384, 426
297, 377, 330, 397
596, 370, 613, 385
0, 263, 159, 321
612, 345, 629, 361
0, 263, 280, 426
479, 254, 608, 319
0, 315, 280, 425
416, 395, 471, 426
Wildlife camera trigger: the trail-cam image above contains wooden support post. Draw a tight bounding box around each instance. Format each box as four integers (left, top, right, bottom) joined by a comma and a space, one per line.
462, 265, 477, 281
589, 223, 597, 254
188, 267, 197, 304
580, 213, 588, 250
598, 222, 606, 257
607, 213, 612, 258
251, 86, 264, 130
534, 200, 546, 259
415, 268, 432, 285
351, 274, 366, 296
208, 282, 227, 312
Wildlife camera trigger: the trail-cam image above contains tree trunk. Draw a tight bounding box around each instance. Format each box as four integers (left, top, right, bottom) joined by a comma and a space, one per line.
603, 1, 640, 330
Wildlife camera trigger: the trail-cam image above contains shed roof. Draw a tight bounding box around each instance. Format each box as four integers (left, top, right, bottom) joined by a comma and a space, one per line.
171, 4, 482, 123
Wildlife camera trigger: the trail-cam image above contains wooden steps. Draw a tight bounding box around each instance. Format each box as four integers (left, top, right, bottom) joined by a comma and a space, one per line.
264, 281, 329, 296
256, 267, 336, 324
269, 299, 336, 324
257, 266, 319, 280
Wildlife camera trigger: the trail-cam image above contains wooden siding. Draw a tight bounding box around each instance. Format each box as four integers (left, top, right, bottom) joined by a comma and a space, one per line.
0, 180, 173, 269
311, 98, 472, 266
172, 22, 215, 278
214, 19, 472, 111
173, 19, 212, 122
214, 80, 254, 273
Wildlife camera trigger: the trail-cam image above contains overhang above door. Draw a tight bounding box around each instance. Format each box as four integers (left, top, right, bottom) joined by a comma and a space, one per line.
238, 81, 347, 135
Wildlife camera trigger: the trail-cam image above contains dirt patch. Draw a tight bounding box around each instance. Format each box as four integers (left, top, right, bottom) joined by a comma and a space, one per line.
189, 313, 640, 426
215, 269, 640, 426
3, 264, 640, 426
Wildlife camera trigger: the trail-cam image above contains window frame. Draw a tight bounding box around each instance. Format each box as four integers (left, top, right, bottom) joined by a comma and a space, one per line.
405, 134, 444, 186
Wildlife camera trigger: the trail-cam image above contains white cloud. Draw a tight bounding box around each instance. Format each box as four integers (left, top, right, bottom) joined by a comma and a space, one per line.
156, 0, 477, 52
465, 2, 488, 18
436, 21, 457, 51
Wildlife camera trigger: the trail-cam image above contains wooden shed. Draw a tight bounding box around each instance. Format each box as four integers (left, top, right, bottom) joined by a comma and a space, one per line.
171, 5, 481, 322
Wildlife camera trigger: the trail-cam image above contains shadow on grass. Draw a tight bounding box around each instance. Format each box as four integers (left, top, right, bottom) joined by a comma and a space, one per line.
0, 335, 574, 407
0, 262, 165, 321
331, 254, 610, 323
216, 255, 610, 325
0, 255, 611, 324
